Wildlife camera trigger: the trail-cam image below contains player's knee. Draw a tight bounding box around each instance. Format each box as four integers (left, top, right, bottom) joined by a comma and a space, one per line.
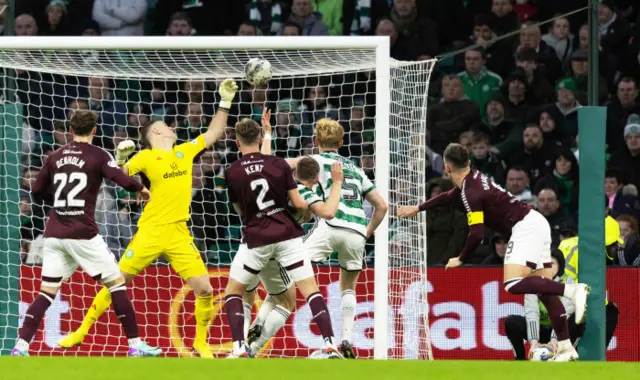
504, 277, 523, 294
194, 282, 213, 297
39, 284, 60, 296
275, 292, 296, 312
41, 275, 63, 292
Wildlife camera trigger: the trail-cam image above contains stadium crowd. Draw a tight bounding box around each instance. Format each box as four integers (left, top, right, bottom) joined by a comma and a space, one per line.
8, 0, 640, 267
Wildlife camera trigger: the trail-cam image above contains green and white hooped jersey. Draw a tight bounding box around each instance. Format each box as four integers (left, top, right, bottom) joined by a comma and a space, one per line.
299, 184, 322, 206
310, 152, 375, 237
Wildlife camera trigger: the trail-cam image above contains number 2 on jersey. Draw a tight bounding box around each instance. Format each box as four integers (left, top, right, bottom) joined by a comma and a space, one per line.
53, 172, 88, 208
251, 178, 275, 210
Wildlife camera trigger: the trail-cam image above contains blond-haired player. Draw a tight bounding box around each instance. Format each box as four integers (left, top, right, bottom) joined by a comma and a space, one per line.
58, 79, 239, 358
246, 118, 387, 358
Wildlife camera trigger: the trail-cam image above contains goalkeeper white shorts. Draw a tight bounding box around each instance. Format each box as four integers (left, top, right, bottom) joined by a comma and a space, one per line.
305, 219, 366, 271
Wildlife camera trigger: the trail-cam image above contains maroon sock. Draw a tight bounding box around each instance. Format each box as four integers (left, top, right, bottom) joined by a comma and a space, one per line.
110, 287, 140, 339
224, 295, 245, 343
505, 276, 565, 296
307, 292, 335, 340
19, 291, 55, 342
539, 295, 570, 341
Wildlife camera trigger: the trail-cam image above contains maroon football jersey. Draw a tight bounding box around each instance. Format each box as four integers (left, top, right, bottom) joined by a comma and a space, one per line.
32, 142, 143, 240
225, 152, 304, 249
419, 169, 532, 261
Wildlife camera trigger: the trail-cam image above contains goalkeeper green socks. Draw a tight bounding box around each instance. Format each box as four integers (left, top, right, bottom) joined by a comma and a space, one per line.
194, 295, 214, 344
78, 287, 112, 336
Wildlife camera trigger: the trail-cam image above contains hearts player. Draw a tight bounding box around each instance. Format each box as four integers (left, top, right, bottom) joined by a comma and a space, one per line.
398, 143, 591, 362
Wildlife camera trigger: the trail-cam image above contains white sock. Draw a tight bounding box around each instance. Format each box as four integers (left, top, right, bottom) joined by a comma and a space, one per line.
341, 290, 357, 343
243, 302, 252, 339
558, 339, 573, 351
253, 295, 276, 327
249, 305, 290, 353
563, 284, 576, 299
16, 338, 29, 350
128, 337, 142, 347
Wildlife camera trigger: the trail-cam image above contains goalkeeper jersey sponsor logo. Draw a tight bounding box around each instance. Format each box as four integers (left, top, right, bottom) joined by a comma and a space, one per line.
163, 169, 188, 179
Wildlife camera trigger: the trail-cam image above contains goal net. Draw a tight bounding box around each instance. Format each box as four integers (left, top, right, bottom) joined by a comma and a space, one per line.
0, 37, 435, 359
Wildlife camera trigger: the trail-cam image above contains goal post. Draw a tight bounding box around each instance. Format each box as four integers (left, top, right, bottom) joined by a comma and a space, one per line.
0, 36, 435, 359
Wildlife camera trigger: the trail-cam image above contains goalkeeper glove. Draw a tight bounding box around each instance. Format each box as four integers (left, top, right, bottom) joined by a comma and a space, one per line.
115, 139, 136, 166
218, 79, 239, 111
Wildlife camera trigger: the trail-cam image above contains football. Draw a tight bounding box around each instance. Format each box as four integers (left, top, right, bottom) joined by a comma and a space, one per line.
530, 345, 555, 361
244, 58, 273, 86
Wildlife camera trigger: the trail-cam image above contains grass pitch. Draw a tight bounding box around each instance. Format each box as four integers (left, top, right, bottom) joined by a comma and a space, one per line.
1, 357, 638, 380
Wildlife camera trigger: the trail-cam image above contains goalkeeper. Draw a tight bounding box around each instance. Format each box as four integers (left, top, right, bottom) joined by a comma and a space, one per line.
58, 79, 239, 358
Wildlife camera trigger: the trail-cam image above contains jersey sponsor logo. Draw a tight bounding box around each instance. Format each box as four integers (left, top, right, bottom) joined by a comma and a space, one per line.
176, 152, 184, 159
62, 149, 82, 155
163, 169, 188, 179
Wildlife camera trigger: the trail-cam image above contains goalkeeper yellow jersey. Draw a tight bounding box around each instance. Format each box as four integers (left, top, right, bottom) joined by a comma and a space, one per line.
125, 135, 206, 227
558, 236, 609, 305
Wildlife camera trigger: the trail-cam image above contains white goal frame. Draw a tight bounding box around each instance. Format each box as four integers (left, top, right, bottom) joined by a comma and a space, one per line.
0, 36, 431, 360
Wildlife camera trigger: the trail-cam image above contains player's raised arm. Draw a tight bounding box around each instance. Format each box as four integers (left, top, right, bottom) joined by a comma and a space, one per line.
447, 186, 484, 269
115, 139, 136, 170
202, 79, 239, 148
101, 152, 150, 204
260, 108, 273, 155
397, 187, 460, 218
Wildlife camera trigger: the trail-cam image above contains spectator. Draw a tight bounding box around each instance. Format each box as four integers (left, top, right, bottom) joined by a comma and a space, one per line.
375, 18, 426, 61
608, 115, 640, 190
505, 166, 535, 206
501, 69, 531, 126
471, 13, 513, 79
598, 1, 631, 58
568, 49, 609, 105
300, 83, 338, 138
166, 12, 195, 36
474, 94, 522, 158
390, 0, 439, 57
517, 22, 563, 83
85, 77, 128, 150
92, 0, 147, 36
606, 77, 640, 152
81, 19, 101, 36
537, 107, 571, 148
542, 16, 574, 63
345, 0, 390, 36
237, 20, 259, 36
512, 0, 537, 23
176, 103, 206, 144
0, 0, 5, 35
153, 0, 244, 36
615, 214, 640, 267
458, 48, 503, 118
576, 23, 617, 86
552, 78, 582, 139
458, 130, 474, 152
341, 99, 373, 158
272, 98, 302, 158
427, 75, 481, 155
515, 47, 555, 104
43, 0, 70, 36
15, 14, 38, 36
248, 0, 285, 35
282, 21, 301, 36
537, 148, 580, 216
470, 131, 506, 185
481, 233, 509, 265
506, 124, 554, 187
51, 121, 72, 149
425, 130, 445, 175
490, 0, 520, 37
312, 0, 343, 36
285, 0, 329, 36
536, 187, 573, 246
606, 167, 639, 220
424, 178, 467, 266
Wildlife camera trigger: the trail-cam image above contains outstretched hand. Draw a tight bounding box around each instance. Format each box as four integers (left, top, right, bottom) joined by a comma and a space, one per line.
261, 108, 272, 135
445, 257, 462, 271
136, 187, 151, 205
397, 205, 419, 218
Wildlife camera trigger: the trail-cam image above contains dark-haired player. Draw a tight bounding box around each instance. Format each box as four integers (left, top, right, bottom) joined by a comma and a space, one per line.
58, 79, 238, 358
398, 143, 590, 362
224, 118, 342, 359
13, 110, 160, 356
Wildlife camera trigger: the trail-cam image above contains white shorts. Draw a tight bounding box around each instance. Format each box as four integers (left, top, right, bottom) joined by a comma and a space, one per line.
503, 210, 552, 270
305, 220, 366, 271
41, 235, 120, 287
246, 259, 292, 295
230, 238, 313, 287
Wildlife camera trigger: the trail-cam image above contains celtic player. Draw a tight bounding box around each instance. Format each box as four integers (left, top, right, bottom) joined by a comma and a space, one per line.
58, 79, 239, 358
